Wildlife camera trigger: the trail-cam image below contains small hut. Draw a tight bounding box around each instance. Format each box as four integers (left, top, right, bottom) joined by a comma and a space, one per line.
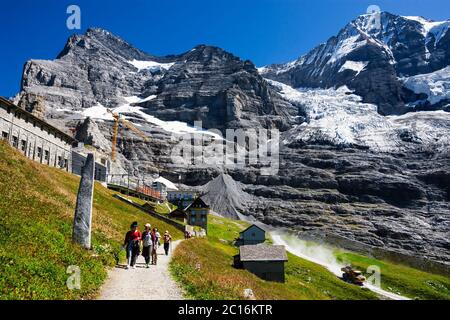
234, 244, 288, 282
235, 224, 266, 246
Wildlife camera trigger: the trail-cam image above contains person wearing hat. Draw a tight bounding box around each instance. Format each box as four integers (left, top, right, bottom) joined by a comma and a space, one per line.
123, 221, 141, 269
163, 230, 172, 256
141, 223, 153, 268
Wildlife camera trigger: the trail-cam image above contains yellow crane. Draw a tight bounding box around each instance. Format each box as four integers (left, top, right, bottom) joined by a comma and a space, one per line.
107, 109, 150, 162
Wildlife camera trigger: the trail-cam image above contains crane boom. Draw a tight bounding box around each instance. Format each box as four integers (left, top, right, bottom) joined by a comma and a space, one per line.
121, 118, 149, 141
106, 108, 150, 162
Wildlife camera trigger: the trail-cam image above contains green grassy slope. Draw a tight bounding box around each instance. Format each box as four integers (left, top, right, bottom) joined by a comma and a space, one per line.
0, 141, 182, 300
170, 215, 378, 300
336, 252, 450, 300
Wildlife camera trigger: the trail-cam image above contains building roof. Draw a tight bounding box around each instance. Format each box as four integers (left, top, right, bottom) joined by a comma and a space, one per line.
169, 208, 187, 217
185, 197, 209, 211
0, 97, 77, 143
239, 244, 288, 262
240, 224, 266, 235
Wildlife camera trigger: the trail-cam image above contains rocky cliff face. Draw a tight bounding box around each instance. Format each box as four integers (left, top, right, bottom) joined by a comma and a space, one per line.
260, 12, 450, 115
14, 14, 450, 265
135, 45, 296, 132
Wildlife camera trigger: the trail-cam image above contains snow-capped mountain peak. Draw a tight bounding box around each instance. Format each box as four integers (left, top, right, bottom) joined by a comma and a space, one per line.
403, 15, 450, 43
260, 11, 450, 115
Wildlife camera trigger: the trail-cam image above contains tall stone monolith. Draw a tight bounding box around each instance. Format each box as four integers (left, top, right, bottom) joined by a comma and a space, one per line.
72, 153, 95, 249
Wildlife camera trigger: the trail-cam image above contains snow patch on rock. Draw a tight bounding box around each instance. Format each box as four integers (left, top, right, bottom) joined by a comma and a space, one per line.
403, 66, 450, 104
114, 96, 222, 138
154, 176, 178, 191
81, 103, 114, 121
128, 59, 175, 72
339, 60, 369, 75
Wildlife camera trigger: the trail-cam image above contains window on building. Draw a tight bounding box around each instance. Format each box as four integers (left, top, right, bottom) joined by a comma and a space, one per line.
1, 131, 8, 139
64, 159, 68, 168
37, 147, 42, 160
58, 156, 62, 167
44, 150, 49, 162
7, 107, 11, 114
20, 140, 27, 152
12, 136, 18, 148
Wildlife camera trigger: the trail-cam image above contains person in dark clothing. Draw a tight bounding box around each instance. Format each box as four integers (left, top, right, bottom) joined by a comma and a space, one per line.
141, 223, 152, 268
163, 231, 172, 255
124, 221, 141, 269
151, 227, 158, 265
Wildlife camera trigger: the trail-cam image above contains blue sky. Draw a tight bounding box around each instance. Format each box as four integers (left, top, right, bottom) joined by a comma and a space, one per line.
1, 0, 449, 97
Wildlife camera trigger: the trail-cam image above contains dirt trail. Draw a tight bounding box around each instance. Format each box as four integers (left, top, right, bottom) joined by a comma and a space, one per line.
98, 240, 183, 300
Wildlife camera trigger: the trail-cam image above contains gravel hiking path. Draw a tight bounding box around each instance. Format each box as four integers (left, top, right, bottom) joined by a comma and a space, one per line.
98, 240, 183, 300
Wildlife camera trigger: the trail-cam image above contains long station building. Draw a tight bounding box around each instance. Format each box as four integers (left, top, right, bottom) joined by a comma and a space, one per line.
0, 97, 75, 171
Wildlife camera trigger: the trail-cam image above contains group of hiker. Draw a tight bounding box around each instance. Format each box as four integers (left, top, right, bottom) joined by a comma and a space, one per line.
123, 221, 172, 269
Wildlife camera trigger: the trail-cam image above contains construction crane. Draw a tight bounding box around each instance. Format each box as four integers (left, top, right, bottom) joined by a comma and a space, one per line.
107, 109, 150, 162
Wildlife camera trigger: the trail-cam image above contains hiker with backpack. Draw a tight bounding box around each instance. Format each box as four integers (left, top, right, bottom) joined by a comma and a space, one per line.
123, 221, 141, 269
141, 223, 152, 268
163, 230, 172, 255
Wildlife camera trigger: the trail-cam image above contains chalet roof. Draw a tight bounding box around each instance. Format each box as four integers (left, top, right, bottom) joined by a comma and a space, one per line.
185, 197, 209, 211
0, 97, 77, 143
169, 208, 187, 217
239, 244, 288, 262
240, 224, 266, 235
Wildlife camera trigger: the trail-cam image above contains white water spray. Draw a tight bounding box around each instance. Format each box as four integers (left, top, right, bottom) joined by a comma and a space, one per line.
271, 232, 344, 277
